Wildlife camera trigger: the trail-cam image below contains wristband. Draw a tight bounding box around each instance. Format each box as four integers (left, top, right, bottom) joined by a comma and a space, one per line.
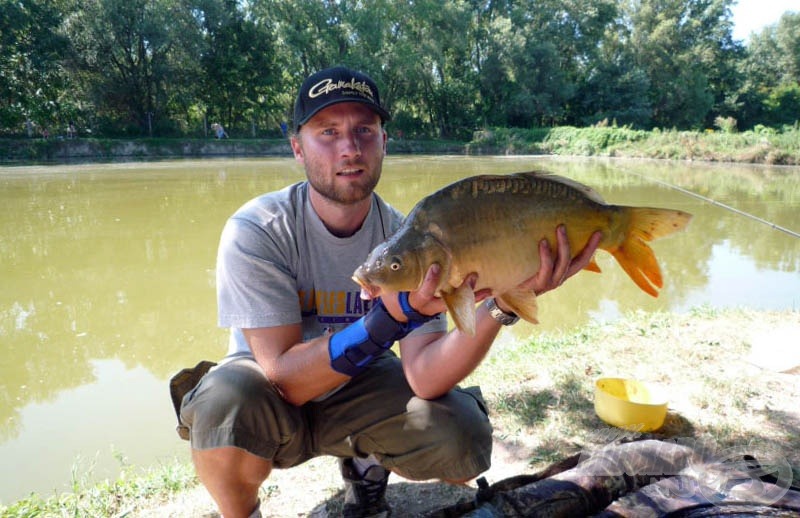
329, 298, 412, 376
398, 291, 435, 327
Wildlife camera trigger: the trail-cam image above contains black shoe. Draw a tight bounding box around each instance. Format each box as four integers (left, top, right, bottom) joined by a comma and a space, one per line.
339, 458, 391, 518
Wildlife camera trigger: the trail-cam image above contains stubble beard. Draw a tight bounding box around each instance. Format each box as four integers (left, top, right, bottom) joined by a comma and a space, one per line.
306, 160, 382, 206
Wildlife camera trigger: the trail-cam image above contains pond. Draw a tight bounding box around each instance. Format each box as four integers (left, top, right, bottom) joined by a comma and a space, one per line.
1, 156, 799, 504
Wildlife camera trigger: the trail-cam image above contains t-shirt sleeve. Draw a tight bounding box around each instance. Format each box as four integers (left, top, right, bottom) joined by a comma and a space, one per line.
216, 214, 300, 329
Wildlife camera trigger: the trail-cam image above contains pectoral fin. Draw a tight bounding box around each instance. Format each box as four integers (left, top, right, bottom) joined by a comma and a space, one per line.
498, 288, 539, 325
442, 284, 477, 336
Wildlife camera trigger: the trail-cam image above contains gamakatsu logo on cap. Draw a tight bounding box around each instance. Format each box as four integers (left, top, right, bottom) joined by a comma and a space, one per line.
309, 78, 374, 99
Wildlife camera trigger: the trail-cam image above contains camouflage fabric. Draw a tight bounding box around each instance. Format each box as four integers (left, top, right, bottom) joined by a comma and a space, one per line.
598, 475, 800, 517
428, 439, 800, 517
461, 440, 697, 517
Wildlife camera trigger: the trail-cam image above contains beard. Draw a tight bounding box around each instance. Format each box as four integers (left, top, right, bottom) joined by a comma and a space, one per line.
304, 159, 383, 206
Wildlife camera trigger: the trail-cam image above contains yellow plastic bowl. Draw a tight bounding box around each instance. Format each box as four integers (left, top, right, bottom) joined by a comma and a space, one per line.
594, 377, 668, 432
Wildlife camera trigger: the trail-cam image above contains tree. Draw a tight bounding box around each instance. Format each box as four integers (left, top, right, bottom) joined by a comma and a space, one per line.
65, 0, 196, 135
473, 0, 617, 128
1, 0, 794, 137
576, 41, 653, 127
738, 11, 800, 128
399, 0, 479, 138
187, 0, 282, 136
0, 0, 74, 136
622, 0, 738, 128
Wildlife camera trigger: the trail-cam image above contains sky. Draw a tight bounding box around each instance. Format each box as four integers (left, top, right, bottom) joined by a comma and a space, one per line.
730, 0, 797, 41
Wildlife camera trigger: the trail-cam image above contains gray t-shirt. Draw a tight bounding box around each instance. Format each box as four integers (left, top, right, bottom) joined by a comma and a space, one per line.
216, 181, 446, 357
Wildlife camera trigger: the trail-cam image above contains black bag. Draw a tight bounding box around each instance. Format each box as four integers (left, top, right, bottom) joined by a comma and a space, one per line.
168, 360, 216, 440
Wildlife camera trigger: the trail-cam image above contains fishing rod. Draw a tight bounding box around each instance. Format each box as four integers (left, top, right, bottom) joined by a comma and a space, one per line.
627, 171, 800, 240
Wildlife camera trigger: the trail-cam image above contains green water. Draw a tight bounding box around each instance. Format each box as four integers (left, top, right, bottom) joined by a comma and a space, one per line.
1, 156, 798, 503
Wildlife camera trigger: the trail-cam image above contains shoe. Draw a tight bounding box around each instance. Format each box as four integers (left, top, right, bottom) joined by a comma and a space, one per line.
339, 458, 391, 518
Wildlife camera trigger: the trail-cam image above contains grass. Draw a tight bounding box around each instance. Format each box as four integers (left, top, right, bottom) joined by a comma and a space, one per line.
466, 307, 800, 482
2, 307, 798, 516
0, 456, 196, 518
468, 124, 800, 165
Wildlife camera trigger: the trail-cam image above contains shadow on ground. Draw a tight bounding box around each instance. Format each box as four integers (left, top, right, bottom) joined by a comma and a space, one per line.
309, 480, 474, 517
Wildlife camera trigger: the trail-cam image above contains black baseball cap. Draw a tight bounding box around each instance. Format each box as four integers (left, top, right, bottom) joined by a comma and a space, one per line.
293, 66, 391, 132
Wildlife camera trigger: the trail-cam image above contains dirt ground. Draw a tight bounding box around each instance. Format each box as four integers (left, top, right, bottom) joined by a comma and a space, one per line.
134, 308, 800, 517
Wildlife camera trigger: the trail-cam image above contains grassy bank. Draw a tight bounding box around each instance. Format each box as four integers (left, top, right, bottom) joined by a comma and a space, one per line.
0, 459, 196, 518
3, 307, 798, 517
2, 125, 799, 164
468, 124, 800, 165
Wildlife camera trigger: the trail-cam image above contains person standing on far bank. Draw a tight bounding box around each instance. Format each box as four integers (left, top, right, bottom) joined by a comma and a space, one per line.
174, 66, 601, 518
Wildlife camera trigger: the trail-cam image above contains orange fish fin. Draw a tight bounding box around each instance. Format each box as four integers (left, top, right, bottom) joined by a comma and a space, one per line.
611, 207, 692, 297
498, 288, 538, 325
611, 239, 662, 297
584, 257, 602, 273
442, 283, 477, 336
626, 207, 693, 242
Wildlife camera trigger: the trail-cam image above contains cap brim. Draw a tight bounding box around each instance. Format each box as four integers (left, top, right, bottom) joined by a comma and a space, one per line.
296, 98, 391, 130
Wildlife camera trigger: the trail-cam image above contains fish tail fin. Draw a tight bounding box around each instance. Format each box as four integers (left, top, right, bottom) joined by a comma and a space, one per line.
611, 207, 692, 297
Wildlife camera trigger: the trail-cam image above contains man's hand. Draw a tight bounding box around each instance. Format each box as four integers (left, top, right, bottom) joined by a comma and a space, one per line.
522, 225, 602, 296
381, 263, 458, 322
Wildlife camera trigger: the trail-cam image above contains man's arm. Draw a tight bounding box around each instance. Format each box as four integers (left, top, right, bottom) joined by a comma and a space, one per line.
243, 325, 351, 406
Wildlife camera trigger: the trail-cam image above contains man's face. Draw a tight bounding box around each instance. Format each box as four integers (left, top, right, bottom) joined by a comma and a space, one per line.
291, 103, 387, 206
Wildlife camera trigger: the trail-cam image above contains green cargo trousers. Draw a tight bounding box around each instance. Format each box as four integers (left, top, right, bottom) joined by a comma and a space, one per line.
177, 352, 493, 482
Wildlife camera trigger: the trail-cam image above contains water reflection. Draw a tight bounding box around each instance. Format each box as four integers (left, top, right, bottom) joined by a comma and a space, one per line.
0, 157, 798, 502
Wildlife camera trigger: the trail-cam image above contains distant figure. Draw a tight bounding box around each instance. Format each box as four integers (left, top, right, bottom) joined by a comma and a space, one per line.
280, 121, 288, 137
67, 121, 77, 139
41, 127, 49, 139
212, 123, 228, 139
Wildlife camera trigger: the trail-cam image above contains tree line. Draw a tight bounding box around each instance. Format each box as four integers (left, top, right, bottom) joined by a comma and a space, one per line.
1, 0, 798, 140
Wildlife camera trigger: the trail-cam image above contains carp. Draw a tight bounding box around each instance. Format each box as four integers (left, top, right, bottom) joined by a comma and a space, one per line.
353, 171, 692, 335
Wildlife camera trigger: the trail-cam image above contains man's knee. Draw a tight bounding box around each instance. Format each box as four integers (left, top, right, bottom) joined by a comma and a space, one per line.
397, 387, 493, 480
180, 359, 292, 459
181, 360, 270, 426
417, 391, 491, 453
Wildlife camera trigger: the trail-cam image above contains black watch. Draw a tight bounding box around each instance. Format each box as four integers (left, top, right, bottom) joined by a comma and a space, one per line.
485, 297, 520, 326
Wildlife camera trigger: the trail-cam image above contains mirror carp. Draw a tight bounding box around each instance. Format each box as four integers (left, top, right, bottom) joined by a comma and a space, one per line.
353, 171, 692, 335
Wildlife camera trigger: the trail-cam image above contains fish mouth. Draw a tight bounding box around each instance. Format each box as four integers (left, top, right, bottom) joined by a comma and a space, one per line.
352, 273, 382, 299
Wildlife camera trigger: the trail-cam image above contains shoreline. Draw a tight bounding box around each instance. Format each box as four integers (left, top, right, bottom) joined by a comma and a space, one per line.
2, 125, 799, 165
3, 306, 798, 517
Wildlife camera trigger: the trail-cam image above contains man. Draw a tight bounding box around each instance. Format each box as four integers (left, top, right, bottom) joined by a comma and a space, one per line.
177, 66, 601, 518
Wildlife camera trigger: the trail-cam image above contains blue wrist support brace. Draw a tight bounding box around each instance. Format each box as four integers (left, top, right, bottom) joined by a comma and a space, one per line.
329, 295, 433, 376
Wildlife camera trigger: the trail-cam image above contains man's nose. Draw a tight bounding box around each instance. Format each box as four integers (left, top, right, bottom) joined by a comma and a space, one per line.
339, 131, 361, 156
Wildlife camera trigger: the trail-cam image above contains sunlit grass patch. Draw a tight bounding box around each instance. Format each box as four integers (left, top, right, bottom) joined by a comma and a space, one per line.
467, 307, 800, 476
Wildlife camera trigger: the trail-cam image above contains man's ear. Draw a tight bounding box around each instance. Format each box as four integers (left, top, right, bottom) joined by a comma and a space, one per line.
290, 136, 304, 162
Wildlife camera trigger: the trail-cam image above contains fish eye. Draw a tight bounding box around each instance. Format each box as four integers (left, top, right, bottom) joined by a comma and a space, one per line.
390, 257, 402, 271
